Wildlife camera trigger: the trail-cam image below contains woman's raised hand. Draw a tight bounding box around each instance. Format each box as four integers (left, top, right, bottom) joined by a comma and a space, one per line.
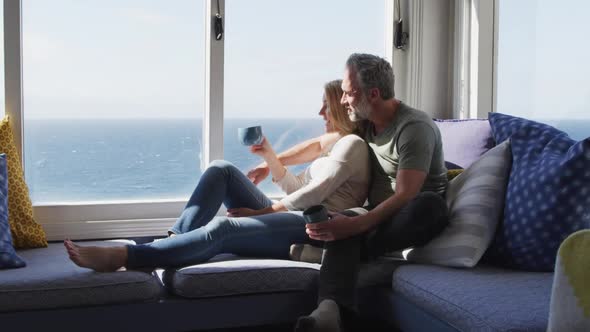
249, 136, 275, 158
249, 136, 286, 184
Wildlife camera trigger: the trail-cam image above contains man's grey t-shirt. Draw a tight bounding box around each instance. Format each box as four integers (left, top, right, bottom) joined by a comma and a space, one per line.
365, 103, 448, 206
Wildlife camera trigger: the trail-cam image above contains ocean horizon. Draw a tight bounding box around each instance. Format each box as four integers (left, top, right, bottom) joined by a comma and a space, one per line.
24, 117, 589, 204
24, 118, 325, 204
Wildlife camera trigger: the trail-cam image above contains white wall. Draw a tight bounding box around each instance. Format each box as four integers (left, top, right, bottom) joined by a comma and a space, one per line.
394, 0, 455, 119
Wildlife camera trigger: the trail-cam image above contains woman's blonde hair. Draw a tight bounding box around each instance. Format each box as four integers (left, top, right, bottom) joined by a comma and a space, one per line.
324, 80, 359, 136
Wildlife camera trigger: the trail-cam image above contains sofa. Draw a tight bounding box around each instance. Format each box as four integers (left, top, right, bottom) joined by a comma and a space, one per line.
0, 240, 405, 331
1, 115, 587, 332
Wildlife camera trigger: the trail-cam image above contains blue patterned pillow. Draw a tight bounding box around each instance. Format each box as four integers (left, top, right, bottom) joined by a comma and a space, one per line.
485, 113, 590, 271
0, 153, 26, 269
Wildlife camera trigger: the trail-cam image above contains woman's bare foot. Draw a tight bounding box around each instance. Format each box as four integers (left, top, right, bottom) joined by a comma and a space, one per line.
64, 239, 128, 272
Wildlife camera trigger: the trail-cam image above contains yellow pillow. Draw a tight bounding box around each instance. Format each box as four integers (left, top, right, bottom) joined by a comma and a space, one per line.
0, 116, 47, 248
447, 169, 464, 181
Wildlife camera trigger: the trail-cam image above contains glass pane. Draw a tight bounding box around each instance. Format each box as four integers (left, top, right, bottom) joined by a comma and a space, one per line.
224, 0, 387, 196
496, 0, 590, 140
23, 1, 205, 204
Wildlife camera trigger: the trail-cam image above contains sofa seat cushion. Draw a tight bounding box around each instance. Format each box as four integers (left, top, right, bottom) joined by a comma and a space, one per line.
161, 254, 408, 299
160, 253, 320, 298
0, 241, 162, 312
392, 264, 553, 331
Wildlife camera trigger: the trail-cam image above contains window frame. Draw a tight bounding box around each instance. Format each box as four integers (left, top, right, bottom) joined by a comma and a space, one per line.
3, 0, 396, 240
453, 0, 497, 119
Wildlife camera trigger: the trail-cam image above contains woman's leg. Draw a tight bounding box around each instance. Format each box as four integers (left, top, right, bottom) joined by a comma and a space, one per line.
66, 213, 314, 271
128, 212, 321, 269
169, 160, 274, 235
64, 239, 128, 272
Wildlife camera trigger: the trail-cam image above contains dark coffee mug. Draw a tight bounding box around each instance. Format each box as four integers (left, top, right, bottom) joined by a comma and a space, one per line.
303, 205, 330, 224
238, 126, 263, 146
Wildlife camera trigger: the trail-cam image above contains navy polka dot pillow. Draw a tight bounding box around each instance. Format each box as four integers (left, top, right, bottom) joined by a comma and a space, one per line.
0, 153, 26, 269
485, 113, 590, 271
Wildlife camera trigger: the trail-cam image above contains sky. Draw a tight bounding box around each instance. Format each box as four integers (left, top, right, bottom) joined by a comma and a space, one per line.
496, 0, 590, 120
1, 0, 588, 120
17, 0, 386, 119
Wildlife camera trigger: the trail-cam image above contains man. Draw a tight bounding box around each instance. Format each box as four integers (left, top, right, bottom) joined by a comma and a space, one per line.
249, 53, 449, 332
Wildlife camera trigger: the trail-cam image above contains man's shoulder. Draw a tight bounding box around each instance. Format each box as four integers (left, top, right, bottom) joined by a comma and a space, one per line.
396, 104, 438, 138
398, 103, 435, 126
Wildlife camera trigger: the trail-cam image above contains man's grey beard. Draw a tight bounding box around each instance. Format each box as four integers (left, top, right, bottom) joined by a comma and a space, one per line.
347, 95, 372, 122
347, 109, 363, 122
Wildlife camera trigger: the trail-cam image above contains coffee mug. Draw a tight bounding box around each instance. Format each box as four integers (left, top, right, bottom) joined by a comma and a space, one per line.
238, 126, 263, 146
303, 205, 330, 224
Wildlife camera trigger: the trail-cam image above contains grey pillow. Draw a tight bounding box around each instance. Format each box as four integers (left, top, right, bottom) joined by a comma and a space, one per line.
406, 140, 512, 267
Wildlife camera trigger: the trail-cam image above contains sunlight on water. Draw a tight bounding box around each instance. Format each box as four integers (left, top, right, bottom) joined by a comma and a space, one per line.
24, 118, 324, 204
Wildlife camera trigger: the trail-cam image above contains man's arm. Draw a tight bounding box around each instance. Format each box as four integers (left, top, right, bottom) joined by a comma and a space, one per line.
307, 121, 436, 241
306, 169, 427, 241
356, 169, 427, 232
247, 132, 341, 184
356, 122, 435, 230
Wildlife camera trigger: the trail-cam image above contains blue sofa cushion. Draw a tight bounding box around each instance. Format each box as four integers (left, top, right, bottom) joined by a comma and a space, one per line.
160, 254, 405, 299
486, 112, 590, 271
1, 241, 161, 312
392, 264, 553, 332
160, 253, 321, 298
0, 153, 26, 269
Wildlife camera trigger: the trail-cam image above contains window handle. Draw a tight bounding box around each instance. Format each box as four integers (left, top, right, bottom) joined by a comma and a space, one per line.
215, 13, 223, 41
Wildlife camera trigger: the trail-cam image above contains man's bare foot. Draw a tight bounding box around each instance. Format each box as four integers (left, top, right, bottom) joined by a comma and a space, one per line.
64, 239, 128, 272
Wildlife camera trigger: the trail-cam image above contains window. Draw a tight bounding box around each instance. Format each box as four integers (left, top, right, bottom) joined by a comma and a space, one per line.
5, 0, 394, 239
223, 0, 387, 195
23, 0, 206, 204
496, 0, 590, 140
452, 0, 495, 119
0, 1, 4, 115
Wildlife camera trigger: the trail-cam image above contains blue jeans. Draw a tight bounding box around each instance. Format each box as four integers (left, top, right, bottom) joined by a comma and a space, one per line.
126, 160, 318, 268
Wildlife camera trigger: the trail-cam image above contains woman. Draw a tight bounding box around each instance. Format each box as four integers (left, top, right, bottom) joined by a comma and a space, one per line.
64, 80, 370, 272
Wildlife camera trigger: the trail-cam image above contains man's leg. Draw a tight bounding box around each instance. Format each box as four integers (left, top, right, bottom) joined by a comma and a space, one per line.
300, 192, 448, 331
363, 191, 448, 258
295, 210, 363, 332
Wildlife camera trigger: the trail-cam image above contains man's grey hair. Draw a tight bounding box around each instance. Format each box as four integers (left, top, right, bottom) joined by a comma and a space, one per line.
346, 53, 395, 100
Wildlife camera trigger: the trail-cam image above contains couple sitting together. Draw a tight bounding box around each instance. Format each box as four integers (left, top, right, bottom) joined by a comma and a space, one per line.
65, 53, 450, 332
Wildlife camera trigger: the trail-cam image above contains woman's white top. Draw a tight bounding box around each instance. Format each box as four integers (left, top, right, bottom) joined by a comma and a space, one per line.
276, 134, 370, 212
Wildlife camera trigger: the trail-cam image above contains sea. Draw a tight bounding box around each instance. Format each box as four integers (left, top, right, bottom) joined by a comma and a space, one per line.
24, 118, 324, 204
24, 118, 589, 204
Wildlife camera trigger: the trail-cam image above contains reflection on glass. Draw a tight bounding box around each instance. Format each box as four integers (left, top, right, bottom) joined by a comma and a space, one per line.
0, 3, 4, 115
224, 0, 387, 195
23, 1, 205, 203
496, 0, 590, 140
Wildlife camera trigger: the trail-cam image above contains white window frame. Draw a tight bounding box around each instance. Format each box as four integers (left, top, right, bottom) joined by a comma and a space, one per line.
4, 0, 395, 241
453, 0, 497, 119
